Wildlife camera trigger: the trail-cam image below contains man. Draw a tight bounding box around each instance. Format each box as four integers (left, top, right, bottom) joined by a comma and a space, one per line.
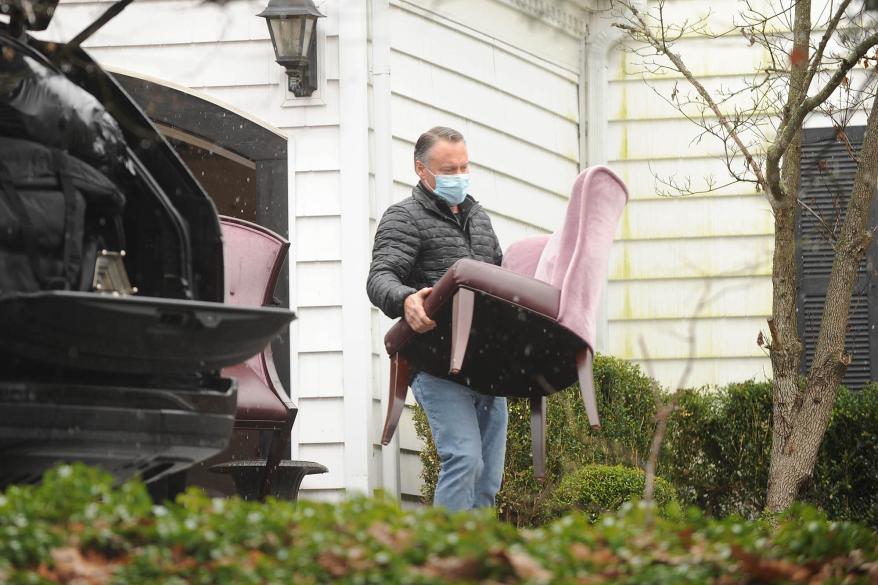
366, 126, 506, 511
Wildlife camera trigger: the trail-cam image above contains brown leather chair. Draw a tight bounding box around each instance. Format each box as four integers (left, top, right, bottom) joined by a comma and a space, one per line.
380, 166, 628, 481
209, 216, 326, 499
379, 258, 585, 480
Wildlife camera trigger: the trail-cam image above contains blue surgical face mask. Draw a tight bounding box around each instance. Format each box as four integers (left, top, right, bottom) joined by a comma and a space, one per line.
425, 168, 469, 206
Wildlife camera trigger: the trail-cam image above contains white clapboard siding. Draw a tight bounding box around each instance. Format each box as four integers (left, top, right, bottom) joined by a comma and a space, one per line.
607, 277, 773, 321
298, 352, 345, 398
296, 171, 342, 216
608, 0, 777, 389
297, 262, 344, 307
617, 157, 762, 201
609, 317, 769, 361
620, 196, 773, 240
637, 358, 774, 390
298, 443, 346, 491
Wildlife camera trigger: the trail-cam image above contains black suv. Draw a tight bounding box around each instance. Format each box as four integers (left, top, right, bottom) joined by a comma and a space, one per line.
0, 0, 294, 488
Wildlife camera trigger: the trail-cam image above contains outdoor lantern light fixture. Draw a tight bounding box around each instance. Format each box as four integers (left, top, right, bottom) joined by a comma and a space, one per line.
258, 0, 325, 97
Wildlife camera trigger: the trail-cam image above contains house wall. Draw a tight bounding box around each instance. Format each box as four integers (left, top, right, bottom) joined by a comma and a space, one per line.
606, 0, 776, 390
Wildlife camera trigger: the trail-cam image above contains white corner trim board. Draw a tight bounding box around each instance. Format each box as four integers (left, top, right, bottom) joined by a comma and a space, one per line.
338, 0, 374, 495
583, 7, 632, 354
369, 0, 401, 497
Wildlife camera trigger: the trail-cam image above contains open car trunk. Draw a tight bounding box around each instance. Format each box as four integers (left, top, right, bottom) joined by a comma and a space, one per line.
0, 22, 295, 488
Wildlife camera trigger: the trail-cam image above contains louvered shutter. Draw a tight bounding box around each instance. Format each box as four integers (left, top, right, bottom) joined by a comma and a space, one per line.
797, 126, 877, 389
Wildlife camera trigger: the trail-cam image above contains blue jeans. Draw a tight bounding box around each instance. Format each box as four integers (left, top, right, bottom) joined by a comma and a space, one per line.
411, 371, 508, 511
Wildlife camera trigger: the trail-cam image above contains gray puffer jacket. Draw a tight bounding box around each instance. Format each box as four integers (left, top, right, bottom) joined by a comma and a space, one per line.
367, 182, 502, 319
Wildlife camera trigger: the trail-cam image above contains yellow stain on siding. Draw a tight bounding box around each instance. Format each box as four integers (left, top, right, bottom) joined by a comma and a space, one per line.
612, 247, 632, 280
621, 287, 634, 320
620, 207, 632, 240
617, 85, 630, 161
622, 333, 634, 359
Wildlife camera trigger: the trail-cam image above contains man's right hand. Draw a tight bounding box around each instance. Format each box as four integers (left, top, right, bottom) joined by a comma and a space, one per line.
404, 288, 437, 333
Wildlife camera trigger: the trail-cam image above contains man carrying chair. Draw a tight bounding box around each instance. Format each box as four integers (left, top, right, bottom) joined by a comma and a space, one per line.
366, 126, 507, 512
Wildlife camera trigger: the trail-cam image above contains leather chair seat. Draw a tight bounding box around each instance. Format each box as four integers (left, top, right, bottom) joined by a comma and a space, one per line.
384, 259, 562, 356
226, 362, 289, 426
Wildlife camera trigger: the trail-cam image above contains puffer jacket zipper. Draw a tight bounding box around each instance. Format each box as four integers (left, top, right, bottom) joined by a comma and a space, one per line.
415, 192, 480, 256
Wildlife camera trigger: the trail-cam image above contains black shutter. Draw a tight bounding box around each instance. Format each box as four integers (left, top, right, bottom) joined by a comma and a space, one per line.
797, 127, 878, 389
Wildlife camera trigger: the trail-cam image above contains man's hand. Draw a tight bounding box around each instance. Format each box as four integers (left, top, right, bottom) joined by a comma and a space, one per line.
404, 288, 437, 333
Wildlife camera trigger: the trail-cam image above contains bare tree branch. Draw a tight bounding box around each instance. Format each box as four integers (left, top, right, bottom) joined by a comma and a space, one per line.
797, 198, 839, 248
769, 30, 878, 181
615, 3, 769, 191
803, 0, 854, 94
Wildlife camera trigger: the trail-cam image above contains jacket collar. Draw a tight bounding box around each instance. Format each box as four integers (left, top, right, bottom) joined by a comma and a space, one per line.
412, 181, 478, 223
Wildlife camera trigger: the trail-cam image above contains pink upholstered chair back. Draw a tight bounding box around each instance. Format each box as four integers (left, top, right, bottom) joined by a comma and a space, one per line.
221, 217, 288, 308
503, 166, 628, 349
220, 216, 290, 387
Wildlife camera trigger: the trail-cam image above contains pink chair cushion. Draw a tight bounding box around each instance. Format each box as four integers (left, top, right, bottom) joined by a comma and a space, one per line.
504, 166, 628, 348
502, 235, 550, 279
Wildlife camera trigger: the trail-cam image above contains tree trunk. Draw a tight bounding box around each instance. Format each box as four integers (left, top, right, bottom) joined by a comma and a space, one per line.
765, 0, 810, 511
766, 88, 878, 513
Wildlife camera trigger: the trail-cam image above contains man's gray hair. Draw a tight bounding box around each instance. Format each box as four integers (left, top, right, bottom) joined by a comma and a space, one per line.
414, 126, 465, 165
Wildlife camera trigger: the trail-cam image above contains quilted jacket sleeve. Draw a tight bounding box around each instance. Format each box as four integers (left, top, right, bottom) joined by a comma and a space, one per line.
367, 203, 420, 319
492, 229, 503, 265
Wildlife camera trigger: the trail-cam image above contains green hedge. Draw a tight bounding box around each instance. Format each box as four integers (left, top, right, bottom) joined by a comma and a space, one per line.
414, 356, 878, 528
547, 464, 677, 521
415, 355, 664, 526
3, 464, 878, 584
661, 380, 772, 519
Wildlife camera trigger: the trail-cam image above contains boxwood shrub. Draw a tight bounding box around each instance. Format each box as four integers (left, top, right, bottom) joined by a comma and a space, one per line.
413, 355, 878, 528
547, 464, 677, 521
414, 354, 661, 526
3, 464, 878, 584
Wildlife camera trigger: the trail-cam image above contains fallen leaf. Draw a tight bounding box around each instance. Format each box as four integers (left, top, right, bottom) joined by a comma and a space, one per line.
418, 555, 481, 580
50, 547, 115, 585
732, 546, 812, 582
316, 551, 349, 578
367, 522, 413, 552
570, 543, 619, 567
502, 548, 553, 584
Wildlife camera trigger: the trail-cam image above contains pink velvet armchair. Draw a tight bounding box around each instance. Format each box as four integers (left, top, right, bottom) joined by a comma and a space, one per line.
209, 216, 326, 500
379, 166, 628, 479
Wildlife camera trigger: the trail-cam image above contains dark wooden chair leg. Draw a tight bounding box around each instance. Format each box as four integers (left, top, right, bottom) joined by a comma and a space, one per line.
530, 396, 547, 481
576, 347, 601, 429
381, 353, 412, 445
450, 288, 475, 375
260, 422, 293, 499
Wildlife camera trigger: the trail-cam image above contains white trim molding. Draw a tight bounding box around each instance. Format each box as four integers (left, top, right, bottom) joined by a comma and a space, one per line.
369, 0, 401, 498
338, 0, 374, 495
495, 0, 592, 36
287, 134, 301, 459
583, 2, 640, 354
